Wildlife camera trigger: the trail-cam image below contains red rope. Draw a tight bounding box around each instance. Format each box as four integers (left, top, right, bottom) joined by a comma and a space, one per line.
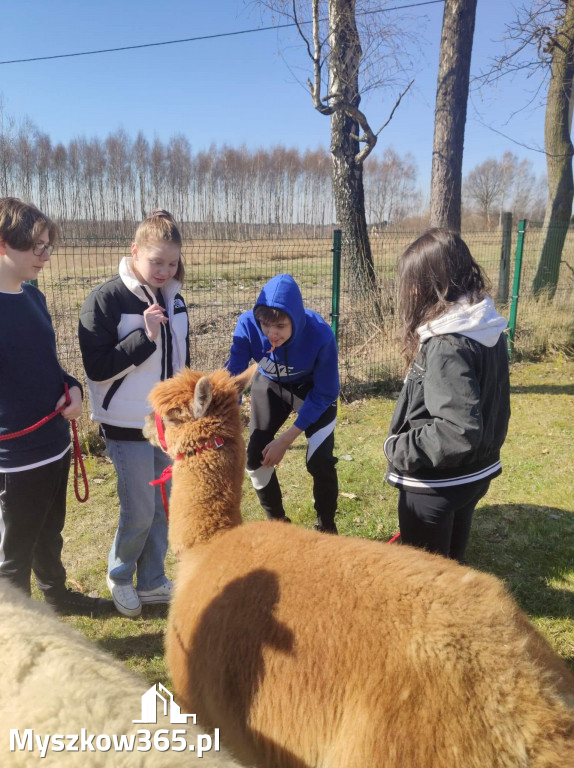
0, 383, 89, 503
149, 465, 173, 520
150, 413, 223, 519
70, 414, 89, 502
0, 399, 67, 441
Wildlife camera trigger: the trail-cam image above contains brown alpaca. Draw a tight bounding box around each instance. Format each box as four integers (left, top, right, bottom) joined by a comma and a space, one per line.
147, 367, 574, 768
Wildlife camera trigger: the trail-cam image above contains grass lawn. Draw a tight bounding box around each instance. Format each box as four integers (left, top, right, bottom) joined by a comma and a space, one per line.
46, 357, 574, 686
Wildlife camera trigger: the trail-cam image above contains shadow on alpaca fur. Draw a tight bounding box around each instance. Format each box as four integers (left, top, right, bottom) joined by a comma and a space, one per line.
147, 366, 574, 768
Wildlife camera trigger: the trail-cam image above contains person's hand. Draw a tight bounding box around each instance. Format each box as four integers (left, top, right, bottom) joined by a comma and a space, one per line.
57, 385, 83, 420
143, 303, 167, 341
261, 425, 302, 467
261, 435, 290, 468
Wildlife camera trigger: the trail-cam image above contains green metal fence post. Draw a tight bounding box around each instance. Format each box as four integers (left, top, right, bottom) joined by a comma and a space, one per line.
508, 219, 526, 358
331, 229, 342, 343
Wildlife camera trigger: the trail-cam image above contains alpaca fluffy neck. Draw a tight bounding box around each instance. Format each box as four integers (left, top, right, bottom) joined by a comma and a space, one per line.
168, 452, 243, 553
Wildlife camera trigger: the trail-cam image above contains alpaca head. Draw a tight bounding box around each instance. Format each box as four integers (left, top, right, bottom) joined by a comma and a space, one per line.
144, 365, 257, 550
144, 365, 256, 459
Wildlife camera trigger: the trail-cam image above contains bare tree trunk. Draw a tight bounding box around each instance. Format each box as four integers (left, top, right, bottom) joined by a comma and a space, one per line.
533, 1, 574, 298
329, 0, 378, 302
331, 110, 377, 294
430, 0, 477, 232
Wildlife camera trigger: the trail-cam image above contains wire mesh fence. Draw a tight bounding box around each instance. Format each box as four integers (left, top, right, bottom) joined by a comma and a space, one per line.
507, 222, 574, 358
37, 225, 574, 439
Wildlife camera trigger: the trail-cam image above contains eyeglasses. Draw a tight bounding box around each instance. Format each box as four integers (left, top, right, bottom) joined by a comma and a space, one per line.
32, 242, 54, 257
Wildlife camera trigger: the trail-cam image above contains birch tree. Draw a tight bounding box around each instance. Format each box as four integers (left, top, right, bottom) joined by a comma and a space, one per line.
261, 0, 413, 305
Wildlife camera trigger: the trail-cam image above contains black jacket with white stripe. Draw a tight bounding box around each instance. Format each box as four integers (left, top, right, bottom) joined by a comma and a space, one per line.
78, 257, 189, 438
384, 297, 511, 493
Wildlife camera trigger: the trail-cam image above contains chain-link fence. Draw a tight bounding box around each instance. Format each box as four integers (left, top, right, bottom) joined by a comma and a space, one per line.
37, 225, 574, 438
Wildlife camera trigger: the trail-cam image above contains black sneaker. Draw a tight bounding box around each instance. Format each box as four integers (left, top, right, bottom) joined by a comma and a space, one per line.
268, 515, 291, 523
314, 523, 338, 535
44, 589, 114, 616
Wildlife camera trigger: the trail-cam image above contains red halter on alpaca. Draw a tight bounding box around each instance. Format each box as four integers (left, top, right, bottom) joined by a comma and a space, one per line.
149, 413, 178, 519
149, 413, 225, 518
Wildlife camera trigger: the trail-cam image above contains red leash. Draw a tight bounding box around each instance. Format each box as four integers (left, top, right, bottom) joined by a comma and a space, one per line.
0, 383, 89, 503
150, 466, 173, 520
149, 413, 224, 519
149, 413, 173, 519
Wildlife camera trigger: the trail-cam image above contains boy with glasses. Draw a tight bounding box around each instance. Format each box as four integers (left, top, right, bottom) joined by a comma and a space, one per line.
0, 197, 111, 615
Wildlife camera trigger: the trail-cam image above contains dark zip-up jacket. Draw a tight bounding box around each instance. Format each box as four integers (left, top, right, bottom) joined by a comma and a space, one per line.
384, 315, 510, 492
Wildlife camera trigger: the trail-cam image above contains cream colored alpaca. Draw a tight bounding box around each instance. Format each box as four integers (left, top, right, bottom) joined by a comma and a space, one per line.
0, 581, 248, 766
147, 366, 574, 768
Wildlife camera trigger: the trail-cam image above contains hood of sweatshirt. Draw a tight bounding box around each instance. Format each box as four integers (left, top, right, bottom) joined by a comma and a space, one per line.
417, 295, 507, 348
118, 256, 182, 306
254, 273, 306, 345
118, 255, 184, 369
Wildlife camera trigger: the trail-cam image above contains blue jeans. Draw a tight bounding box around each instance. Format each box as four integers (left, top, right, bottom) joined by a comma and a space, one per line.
105, 439, 170, 591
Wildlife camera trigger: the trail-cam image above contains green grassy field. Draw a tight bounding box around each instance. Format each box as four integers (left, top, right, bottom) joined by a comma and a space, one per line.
38, 357, 574, 687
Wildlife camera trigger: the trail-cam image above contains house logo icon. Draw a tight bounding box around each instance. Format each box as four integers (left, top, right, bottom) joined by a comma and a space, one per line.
133, 683, 196, 725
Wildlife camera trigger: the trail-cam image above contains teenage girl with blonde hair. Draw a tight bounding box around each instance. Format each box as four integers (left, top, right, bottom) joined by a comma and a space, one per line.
79, 210, 189, 616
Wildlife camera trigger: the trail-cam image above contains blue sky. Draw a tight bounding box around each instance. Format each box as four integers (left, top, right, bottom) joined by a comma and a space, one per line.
1, 0, 548, 194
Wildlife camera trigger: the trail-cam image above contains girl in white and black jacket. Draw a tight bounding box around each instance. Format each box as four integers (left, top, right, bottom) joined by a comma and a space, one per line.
79, 210, 189, 617
384, 229, 510, 563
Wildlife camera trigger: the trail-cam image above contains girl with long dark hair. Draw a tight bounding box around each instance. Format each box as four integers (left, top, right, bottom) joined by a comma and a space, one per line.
384, 229, 510, 563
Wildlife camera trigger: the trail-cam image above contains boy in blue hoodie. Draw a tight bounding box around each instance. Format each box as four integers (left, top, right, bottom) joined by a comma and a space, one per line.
226, 274, 340, 533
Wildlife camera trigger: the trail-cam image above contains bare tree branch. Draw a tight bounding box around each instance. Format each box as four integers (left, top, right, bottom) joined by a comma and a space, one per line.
374, 79, 415, 136
291, 0, 314, 60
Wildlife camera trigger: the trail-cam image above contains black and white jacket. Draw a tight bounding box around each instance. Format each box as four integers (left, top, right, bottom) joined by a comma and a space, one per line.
384, 296, 511, 492
78, 257, 189, 434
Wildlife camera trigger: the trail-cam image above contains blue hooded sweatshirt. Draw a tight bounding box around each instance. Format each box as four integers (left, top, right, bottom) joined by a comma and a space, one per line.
225, 274, 339, 431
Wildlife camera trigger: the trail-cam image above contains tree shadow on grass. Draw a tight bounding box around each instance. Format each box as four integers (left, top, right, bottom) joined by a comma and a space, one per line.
467, 503, 574, 628
510, 383, 574, 395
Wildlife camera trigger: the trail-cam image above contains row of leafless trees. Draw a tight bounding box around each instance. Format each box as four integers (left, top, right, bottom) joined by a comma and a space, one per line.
0, 108, 546, 236
0, 111, 424, 237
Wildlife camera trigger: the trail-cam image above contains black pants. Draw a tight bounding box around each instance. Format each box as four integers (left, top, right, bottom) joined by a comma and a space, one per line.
0, 451, 70, 596
398, 478, 491, 564
246, 372, 338, 528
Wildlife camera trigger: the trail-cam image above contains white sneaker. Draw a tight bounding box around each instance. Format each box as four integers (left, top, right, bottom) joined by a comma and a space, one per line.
106, 574, 142, 618
137, 579, 173, 605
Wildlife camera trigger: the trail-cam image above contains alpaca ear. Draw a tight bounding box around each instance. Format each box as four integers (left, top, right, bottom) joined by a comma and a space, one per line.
233, 363, 258, 397
193, 376, 213, 419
